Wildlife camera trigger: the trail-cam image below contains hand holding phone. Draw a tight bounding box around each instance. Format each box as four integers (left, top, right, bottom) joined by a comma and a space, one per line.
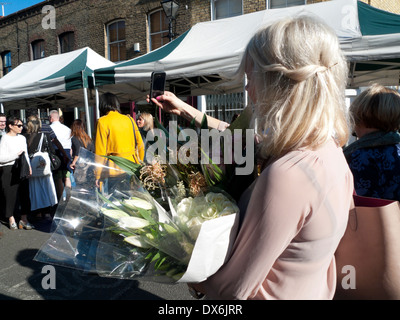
149, 71, 166, 103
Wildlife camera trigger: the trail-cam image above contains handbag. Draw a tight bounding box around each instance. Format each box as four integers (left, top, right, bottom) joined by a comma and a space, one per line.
127, 115, 140, 163
12, 151, 30, 181
30, 133, 52, 177
334, 194, 400, 300
43, 133, 61, 171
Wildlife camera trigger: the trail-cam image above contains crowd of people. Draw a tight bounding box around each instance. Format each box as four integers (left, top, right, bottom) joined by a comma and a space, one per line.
1, 15, 400, 300
0, 110, 94, 232
0, 96, 147, 234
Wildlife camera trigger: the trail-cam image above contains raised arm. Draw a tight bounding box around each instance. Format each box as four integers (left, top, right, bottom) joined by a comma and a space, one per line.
149, 91, 229, 131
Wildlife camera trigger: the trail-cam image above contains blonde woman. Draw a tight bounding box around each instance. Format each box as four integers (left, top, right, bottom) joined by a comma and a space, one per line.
137, 112, 154, 134
25, 115, 58, 220
151, 16, 353, 299
343, 84, 400, 201
136, 112, 154, 163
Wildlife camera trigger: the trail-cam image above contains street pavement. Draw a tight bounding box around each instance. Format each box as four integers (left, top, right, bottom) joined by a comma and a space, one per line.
0, 218, 192, 300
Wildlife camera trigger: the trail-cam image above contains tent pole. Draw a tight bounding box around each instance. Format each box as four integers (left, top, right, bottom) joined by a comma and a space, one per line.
243, 76, 248, 108
83, 87, 92, 138
95, 87, 100, 120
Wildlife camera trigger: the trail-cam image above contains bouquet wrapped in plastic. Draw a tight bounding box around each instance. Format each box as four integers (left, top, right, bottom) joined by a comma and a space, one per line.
34, 148, 239, 283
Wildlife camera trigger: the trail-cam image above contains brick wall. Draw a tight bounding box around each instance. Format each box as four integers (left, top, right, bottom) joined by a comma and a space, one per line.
360, 0, 400, 13
0, 0, 193, 74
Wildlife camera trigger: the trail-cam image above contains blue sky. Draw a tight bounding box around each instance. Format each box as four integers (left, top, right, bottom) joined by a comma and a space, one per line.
1, 0, 44, 16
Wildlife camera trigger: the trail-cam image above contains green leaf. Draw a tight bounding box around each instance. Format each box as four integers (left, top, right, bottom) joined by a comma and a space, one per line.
189, 117, 196, 129
200, 113, 208, 130
96, 190, 120, 210
136, 207, 156, 225
105, 155, 142, 175
155, 256, 166, 269
151, 251, 161, 263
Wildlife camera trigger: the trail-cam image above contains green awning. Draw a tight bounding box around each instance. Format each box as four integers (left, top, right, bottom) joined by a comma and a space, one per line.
94, 29, 190, 87
358, 1, 400, 36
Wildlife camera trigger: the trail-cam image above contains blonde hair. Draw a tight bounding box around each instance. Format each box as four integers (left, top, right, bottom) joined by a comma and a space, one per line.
26, 115, 42, 134
138, 112, 154, 131
349, 83, 400, 132
239, 16, 349, 160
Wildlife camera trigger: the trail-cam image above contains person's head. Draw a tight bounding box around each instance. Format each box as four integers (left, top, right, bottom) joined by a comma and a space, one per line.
0, 113, 6, 131
99, 92, 121, 116
26, 115, 42, 134
71, 119, 92, 148
49, 110, 60, 123
137, 112, 154, 131
349, 84, 400, 138
6, 115, 23, 135
240, 16, 349, 160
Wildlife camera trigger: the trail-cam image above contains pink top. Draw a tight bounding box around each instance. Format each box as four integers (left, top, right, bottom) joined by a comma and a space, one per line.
202, 139, 353, 299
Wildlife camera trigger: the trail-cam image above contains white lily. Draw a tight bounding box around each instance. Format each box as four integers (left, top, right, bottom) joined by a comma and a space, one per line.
123, 197, 154, 210
101, 209, 130, 220
118, 216, 151, 230
124, 235, 152, 248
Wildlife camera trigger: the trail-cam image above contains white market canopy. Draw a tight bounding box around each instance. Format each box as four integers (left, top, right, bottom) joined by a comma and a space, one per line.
94, 0, 400, 102
0, 47, 115, 136
0, 47, 115, 105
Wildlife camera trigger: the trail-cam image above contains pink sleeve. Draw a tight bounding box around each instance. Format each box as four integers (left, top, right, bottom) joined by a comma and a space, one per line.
202, 162, 309, 299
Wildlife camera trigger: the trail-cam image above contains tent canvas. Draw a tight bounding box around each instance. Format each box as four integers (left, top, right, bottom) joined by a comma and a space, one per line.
0, 47, 115, 136
0, 47, 114, 103
94, 0, 400, 103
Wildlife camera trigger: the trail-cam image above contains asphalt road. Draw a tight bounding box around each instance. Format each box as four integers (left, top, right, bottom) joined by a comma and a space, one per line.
0, 217, 192, 300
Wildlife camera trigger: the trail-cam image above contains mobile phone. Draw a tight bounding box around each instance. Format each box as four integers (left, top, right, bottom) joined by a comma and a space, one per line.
149, 71, 166, 101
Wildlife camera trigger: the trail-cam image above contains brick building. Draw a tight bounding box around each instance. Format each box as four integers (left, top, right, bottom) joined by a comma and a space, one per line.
0, 0, 399, 124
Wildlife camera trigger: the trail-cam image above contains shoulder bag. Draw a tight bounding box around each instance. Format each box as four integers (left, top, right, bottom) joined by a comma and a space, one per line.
127, 115, 140, 163
335, 194, 400, 300
43, 133, 61, 171
30, 133, 52, 177
12, 151, 30, 181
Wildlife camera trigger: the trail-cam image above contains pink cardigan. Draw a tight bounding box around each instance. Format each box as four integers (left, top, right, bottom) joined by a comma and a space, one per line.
202, 139, 353, 299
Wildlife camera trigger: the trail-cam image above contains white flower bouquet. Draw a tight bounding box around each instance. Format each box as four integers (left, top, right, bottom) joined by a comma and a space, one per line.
34, 149, 239, 283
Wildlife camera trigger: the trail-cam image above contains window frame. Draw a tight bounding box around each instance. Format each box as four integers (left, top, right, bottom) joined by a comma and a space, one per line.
211, 0, 243, 20
1, 51, 12, 76
59, 31, 75, 54
31, 39, 45, 60
268, 0, 306, 9
106, 19, 127, 62
148, 8, 170, 51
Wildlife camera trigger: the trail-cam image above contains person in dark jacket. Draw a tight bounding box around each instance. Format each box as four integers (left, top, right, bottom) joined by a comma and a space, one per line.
344, 83, 400, 201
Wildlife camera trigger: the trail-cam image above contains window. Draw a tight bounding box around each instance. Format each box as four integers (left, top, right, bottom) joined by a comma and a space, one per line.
211, 0, 242, 20
31, 40, 45, 60
107, 20, 126, 62
269, 0, 306, 9
59, 31, 75, 54
149, 9, 169, 51
1, 51, 12, 76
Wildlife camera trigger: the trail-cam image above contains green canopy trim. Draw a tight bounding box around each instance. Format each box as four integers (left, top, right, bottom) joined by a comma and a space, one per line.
94, 29, 190, 87
41, 49, 91, 91
358, 1, 400, 36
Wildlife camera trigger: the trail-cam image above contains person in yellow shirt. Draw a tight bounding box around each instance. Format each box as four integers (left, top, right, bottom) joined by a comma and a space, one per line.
95, 92, 144, 191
